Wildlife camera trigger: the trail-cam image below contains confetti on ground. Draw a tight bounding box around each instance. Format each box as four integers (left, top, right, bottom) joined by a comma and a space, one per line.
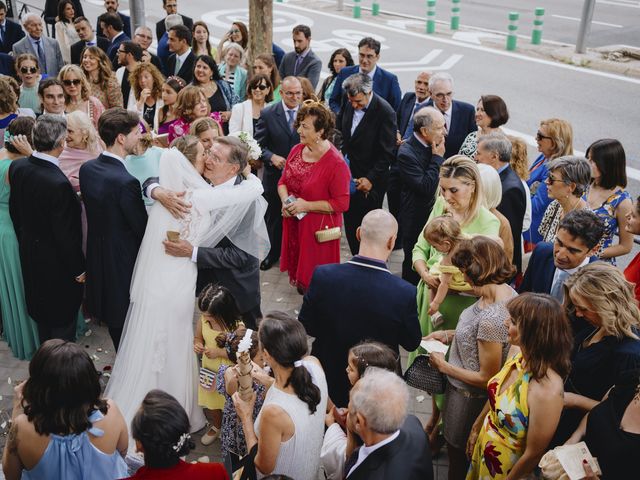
197, 456, 210, 463
276, 297, 283, 302
84, 329, 92, 337
1, 422, 5, 429
416, 395, 425, 403
91, 355, 99, 361
261, 282, 270, 286
97, 348, 103, 353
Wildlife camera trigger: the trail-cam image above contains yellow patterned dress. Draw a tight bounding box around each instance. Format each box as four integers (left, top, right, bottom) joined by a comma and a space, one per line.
198, 316, 233, 410
467, 353, 531, 479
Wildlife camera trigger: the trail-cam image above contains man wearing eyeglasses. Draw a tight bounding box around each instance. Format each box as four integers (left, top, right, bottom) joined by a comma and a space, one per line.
156, 0, 193, 41
254, 76, 303, 271
115, 41, 143, 110
70, 17, 109, 65
12, 14, 65, 78
133, 26, 164, 72
329, 37, 401, 114
425, 72, 476, 159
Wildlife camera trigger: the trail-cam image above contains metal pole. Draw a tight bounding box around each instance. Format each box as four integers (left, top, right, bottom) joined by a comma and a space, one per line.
337, 0, 344, 11
576, 0, 596, 53
129, 0, 145, 34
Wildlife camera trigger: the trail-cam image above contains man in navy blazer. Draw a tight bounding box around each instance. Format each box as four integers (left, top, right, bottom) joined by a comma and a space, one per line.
99, 12, 130, 70
164, 24, 195, 84
155, 0, 193, 41
70, 17, 110, 65
329, 37, 401, 113
336, 73, 397, 255
476, 133, 527, 273
397, 107, 446, 284
344, 369, 433, 480
0, 1, 25, 54
299, 210, 421, 408
519, 210, 604, 301
253, 76, 302, 270
427, 72, 476, 158
80, 109, 148, 351
96, 0, 131, 39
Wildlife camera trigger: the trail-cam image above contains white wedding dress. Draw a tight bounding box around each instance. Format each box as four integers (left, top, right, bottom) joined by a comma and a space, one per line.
105, 148, 268, 438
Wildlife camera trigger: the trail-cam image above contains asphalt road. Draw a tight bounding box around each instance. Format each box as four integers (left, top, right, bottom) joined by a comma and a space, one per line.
330, 0, 640, 49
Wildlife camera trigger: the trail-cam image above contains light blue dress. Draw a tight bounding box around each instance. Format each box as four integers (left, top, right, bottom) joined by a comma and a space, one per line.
23, 410, 128, 480
125, 146, 163, 207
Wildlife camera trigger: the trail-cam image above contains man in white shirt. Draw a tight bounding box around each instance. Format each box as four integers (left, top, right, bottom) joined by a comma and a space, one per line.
344, 368, 433, 479
165, 24, 194, 84
115, 41, 143, 110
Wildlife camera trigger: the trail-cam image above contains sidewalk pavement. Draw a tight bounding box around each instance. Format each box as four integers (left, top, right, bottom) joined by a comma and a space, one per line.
0, 240, 449, 478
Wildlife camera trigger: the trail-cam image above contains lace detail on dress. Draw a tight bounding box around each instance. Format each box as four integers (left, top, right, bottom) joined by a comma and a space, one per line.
151, 326, 168, 373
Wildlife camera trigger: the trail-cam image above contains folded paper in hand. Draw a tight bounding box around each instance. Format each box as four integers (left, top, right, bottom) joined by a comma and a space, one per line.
538, 442, 601, 480
420, 339, 449, 355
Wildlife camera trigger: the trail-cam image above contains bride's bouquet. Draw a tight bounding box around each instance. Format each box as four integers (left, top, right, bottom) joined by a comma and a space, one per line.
228, 131, 262, 162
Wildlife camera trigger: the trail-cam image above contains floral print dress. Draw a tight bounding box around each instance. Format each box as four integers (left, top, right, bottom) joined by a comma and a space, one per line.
589, 187, 631, 265
467, 353, 531, 480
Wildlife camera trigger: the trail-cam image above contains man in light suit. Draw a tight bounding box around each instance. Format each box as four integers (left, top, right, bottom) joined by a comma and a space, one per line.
96, 0, 131, 39
79, 109, 148, 351
278, 24, 322, 89
9, 116, 85, 343
336, 73, 397, 255
329, 37, 401, 113
164, 24, 195, 84
12, 14, 65, 78
0, 1, 25, 54
70, 16, 109, 65
344, 369, 433, 480
100, 12, 130, 70
519, 210, 604, 302
163, 137, 264, 329
397, 107, 446, 284
476, 133, 527, 273
253, 76, 302, 271
299, 210, 421, 408
156, 0, 193, 41
427, 72, 476, 158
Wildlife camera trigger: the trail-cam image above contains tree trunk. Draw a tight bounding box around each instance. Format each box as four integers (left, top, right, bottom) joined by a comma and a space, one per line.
249, 0, 273, 66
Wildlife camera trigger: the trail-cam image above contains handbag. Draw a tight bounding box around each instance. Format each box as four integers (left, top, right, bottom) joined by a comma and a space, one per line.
403, 354, 446, 395
315, 215, 341, 243
199, 367, 217, 390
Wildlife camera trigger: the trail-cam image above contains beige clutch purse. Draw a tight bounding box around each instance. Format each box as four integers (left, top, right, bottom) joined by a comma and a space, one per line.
315, 226, 341, 243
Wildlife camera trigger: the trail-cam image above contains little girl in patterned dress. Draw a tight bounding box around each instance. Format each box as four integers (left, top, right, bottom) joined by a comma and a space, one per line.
193, 283, 242, 446
216, 326, 272, 469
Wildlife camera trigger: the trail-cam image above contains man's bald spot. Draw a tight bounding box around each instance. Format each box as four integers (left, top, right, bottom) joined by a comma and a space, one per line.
360, 209, 398, 244
281, 76, 302, 89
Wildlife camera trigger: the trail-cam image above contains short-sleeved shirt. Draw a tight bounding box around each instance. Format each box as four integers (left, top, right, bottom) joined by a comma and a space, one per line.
447, 288, 516, 394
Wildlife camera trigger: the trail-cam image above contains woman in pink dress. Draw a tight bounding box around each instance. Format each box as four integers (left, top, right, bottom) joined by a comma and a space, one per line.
278, 100, 351, 293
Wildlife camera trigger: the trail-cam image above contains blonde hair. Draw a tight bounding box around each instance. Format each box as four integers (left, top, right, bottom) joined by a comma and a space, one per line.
439, 155, 483, 227
189, 117, 222, 138
507, 135, 530, 181
565, 262, 640, 340
15, 53, 40, 72
170, 135, 200, 166
540, 118, 574, 159
476, 163, 502, 210
424, 215, 464, 246
66, 110, 100, 153
59, 64, 91, 102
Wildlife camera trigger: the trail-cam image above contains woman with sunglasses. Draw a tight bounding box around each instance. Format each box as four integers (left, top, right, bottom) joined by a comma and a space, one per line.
216, 22, 248, 63
229, 73, 272, 139
58, 65, 105, 129
252, 53, 281, 103
15, 54, 42, 115
524, 118, 573, 249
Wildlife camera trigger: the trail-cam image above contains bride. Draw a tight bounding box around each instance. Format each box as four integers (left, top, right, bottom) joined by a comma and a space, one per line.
105, 135, 268, 437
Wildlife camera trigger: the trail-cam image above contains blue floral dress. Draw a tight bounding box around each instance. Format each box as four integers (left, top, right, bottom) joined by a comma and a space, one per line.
589, 187, 631, 265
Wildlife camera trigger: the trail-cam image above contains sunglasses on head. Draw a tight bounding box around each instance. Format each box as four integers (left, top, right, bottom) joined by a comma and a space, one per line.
63, 79, 82, 86
20, 66, 38, 74
252, 84, 268, 91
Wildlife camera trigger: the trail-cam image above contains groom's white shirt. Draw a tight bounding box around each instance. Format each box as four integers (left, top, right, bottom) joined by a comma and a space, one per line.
102, 150, 126, 165
189, 174, 238, 263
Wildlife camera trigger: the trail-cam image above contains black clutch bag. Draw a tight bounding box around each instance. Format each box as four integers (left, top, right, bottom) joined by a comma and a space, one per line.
403, 354, 446, 395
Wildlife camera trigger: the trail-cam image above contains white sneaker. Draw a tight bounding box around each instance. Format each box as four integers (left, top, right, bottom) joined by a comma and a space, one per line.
200, 425, 220, 446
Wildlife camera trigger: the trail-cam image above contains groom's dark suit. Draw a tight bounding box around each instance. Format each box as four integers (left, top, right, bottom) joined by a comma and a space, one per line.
79, 153, 148, 350
195, 175, 262, 328
9, 154, 85, 342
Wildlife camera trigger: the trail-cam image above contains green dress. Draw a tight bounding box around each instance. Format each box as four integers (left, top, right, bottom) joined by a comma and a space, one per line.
409, 196, 500, 410
0, 159, 39, 360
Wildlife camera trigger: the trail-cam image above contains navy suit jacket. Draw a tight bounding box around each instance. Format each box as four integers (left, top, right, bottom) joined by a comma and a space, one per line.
397, 134, 443, 243
0, 52, 14, 76
519, 242, 555, 295
79, 154, 147, 328
397, 92, 416, 138
164, 50, 196, 85
0, 19, 25, 54
344, 415, 433, 480
107, 32, 131, 70
70, 37, 110, 65
299, 256, 421, 407
253, 101, 300, 194
156, 15, 193, 41
498, 165, 527, 272
96, 12, 131, 40
329, 64, 402, 113
427, 99, 476, 158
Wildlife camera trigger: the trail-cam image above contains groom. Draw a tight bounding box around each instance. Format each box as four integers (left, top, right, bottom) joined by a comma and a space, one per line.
162, 137, 263, 328
79, 108, 148, 351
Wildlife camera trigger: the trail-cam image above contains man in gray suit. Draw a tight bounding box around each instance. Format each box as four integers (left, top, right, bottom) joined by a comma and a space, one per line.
278, 25, 322, 89
163, 137, 263, 328
13, 14, 65, 77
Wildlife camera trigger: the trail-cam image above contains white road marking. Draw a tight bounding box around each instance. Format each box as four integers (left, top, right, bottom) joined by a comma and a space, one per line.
551, 14, 623, 28
599, 0, 640, 8
277, 3, 640, 85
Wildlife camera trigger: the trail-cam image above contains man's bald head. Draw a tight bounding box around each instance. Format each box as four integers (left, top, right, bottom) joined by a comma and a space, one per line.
358, 209, 398, 248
